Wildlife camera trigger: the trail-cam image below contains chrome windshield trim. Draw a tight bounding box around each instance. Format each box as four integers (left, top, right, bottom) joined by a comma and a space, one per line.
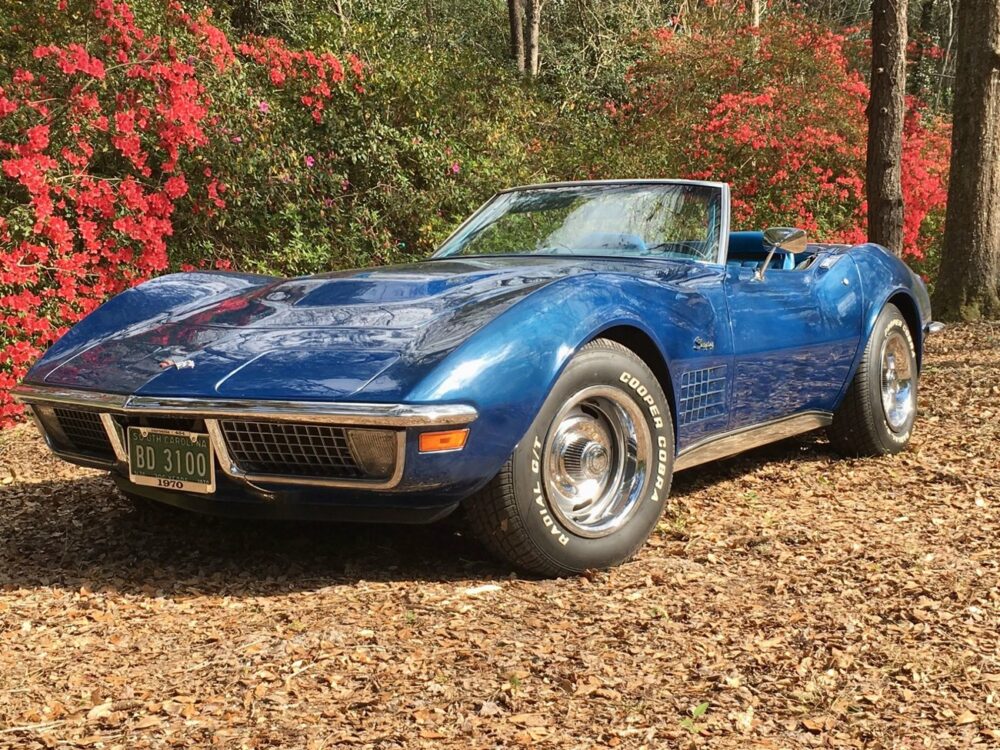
498, 178, 729, 193
433, 179, 731, 264
11, 384, 478, 427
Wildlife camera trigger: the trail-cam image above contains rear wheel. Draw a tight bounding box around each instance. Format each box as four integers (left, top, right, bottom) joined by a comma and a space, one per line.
464, 338, 674, 576
828, 303, 918, 456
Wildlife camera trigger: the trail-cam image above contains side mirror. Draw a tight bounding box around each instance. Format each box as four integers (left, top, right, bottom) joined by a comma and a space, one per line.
756, 227, 808, 279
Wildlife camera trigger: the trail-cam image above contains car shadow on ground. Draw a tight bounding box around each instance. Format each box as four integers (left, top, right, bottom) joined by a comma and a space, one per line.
0, 433, 835, 595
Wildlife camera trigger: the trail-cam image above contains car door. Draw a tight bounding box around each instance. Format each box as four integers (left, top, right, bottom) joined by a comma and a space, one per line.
724, 253, 863, 430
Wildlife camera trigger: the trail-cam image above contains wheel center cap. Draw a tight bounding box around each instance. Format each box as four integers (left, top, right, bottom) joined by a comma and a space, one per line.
583, 443, 609, 476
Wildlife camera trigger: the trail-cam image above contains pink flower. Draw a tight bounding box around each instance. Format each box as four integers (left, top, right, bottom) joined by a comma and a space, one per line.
231, 136, 242, 144
449, 162, 461, 174
304, 155, 315, 168
258, 100, 269, 113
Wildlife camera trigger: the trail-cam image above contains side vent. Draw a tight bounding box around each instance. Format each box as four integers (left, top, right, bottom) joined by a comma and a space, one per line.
679, 366, 727, 426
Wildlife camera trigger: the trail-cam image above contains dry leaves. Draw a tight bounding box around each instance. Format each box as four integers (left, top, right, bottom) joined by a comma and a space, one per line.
0, 322, 998, 749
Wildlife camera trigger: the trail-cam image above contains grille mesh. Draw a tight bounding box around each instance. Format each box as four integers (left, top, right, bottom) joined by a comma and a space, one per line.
52, 408, 114, 456
219, 420, 373, 479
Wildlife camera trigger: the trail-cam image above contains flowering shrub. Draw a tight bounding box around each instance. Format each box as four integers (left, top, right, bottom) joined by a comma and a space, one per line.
0, 0, 364, 425
615, 14, 950, 262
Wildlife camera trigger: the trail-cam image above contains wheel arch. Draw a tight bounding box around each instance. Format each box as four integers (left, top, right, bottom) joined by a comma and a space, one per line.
588, 324, 679, 440
835, 286, 925, 413
885, 290, 923, 369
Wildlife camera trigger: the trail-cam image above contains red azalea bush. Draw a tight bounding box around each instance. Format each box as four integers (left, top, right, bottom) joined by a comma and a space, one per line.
615, 14, 950, 262
0, 0, 363, 426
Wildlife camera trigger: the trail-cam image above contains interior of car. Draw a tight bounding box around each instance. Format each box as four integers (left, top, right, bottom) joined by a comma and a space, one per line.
727, 230, 816, 271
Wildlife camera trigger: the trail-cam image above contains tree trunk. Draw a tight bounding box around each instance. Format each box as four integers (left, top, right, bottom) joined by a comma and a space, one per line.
932, 0, 1000, 321
508, 0, 525, 72
866, 0, 908, 256
525, 0, 542, 77
908, 0, 935, 95
751, 0, 762, 27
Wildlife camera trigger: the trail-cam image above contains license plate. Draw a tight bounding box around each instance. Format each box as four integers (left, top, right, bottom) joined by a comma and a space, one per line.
127, 427, 215, 493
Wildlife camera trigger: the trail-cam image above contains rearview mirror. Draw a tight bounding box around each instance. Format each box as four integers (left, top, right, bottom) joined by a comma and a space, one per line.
757, 227, 808, 279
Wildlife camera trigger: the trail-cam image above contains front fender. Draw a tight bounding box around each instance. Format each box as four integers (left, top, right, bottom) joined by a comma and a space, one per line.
406, 269, 725, 488
846, 244, 931, 377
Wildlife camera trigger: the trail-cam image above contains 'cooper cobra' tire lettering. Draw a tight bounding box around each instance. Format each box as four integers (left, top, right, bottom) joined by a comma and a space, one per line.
621, 372, 672, 500
620, 371, 665, 429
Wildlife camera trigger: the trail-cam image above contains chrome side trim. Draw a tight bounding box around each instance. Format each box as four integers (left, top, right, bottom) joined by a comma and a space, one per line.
206, 420, 407, 490
19, 387, 129, 410
674, 411, 832, 471
11, 384, 478, 427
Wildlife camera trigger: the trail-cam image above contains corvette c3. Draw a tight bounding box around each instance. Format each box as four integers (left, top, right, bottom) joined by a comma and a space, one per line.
13, 180, 941, 575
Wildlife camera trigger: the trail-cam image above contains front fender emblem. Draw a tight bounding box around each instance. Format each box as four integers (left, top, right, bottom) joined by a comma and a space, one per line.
159, 358, 196, 370
693, 337, 715, 352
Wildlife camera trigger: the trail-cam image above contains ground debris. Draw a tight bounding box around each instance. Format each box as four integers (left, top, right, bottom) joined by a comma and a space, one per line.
1, 322, 997, 748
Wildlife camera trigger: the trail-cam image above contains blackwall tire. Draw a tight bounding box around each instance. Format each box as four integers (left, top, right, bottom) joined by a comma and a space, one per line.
464, 338, 674, 576
828, 303, 918, 457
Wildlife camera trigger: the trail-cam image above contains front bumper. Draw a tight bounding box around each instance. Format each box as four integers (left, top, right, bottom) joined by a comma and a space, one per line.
12, 384, 480, 512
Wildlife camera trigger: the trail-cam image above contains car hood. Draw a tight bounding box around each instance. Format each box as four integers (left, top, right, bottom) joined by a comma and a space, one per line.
33, 258, 586, 400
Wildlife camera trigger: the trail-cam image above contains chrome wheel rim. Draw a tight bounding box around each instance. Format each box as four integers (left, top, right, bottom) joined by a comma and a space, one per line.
880, 330, 916, 432
542, 386, 651, 538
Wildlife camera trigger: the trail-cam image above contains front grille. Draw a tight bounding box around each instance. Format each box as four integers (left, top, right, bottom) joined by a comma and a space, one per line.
37, 405, 398, 483
52, 408, 114, 456
219, 420, 370, 479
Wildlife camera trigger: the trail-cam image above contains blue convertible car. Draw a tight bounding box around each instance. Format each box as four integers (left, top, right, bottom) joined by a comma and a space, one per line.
13, 180, 940, 575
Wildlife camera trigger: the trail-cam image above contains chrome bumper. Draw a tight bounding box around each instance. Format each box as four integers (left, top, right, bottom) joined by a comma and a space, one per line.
12, 383, 478, 490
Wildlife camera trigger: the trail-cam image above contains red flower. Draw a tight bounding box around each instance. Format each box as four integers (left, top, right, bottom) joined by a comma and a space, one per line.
163, 174, 188, 199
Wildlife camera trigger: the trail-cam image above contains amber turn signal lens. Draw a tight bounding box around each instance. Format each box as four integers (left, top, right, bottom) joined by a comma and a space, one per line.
418, 428, 469, 453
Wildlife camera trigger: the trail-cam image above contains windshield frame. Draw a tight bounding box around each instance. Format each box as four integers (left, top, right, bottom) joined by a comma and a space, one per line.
430, 179, 731, 266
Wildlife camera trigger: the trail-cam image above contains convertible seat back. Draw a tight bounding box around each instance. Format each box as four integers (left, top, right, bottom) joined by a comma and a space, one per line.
727, 230, 797, 270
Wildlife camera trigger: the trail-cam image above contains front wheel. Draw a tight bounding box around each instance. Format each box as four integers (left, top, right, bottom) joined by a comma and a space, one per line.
463, 338, 674, 576
828, 303, 918, 456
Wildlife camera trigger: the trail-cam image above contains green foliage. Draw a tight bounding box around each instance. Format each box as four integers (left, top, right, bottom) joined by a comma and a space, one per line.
2, 0, 952, 280
679, 701, 710, 733
163, 0, 555, 275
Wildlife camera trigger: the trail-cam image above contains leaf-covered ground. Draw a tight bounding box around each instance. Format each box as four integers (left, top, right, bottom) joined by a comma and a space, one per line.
1, 323, 997, 749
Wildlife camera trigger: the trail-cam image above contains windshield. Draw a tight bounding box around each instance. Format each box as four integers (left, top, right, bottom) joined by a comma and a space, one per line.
434, 183, 723, 262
